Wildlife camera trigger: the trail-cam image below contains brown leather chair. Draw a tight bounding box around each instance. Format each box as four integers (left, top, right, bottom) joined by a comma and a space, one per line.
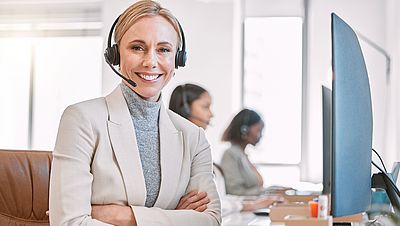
0, 150, 52, 226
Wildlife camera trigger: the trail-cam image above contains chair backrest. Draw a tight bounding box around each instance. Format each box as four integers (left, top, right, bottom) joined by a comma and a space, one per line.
0, 150, 52, 226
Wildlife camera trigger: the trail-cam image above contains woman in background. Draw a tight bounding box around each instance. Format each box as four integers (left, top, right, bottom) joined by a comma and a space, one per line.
220, 109, 265, 196
169, 84, 212, 130
169, 84, 282, 217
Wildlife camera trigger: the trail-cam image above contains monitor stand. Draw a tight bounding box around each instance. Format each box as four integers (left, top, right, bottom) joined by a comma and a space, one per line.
371, 173, 400, 215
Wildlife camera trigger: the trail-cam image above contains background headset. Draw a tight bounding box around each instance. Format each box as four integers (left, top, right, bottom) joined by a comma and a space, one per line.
240, 110, 250, 136
104, 15, 187, 87
180, 85, 191, 118
180, 85, 211, 126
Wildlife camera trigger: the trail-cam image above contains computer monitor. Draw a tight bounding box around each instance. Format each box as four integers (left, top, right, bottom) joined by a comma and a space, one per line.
322, 85, 331, 196
330, 13, 373, 217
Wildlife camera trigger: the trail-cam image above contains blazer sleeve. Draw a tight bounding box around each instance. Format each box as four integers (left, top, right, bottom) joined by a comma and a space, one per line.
131, 128, 221, 226
49, 105, 112, 226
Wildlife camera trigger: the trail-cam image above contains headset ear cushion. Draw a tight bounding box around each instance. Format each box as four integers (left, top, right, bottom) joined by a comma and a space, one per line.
175, 50, 186, 69
105, 44, 120, 66
180, 106, 190, 118
240, 125, 249, 135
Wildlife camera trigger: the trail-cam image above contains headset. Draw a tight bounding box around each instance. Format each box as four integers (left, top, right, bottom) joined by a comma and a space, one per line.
240, 110, 250, 136
104, 15, 187, 87
180, 85, 211, 126
180, 85, 191, 118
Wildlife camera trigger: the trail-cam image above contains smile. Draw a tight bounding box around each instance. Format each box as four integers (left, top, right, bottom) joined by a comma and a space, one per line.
136, 73, 162, 81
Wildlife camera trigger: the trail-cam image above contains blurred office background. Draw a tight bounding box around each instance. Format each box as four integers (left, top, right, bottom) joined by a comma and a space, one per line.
1, 0, 399, 189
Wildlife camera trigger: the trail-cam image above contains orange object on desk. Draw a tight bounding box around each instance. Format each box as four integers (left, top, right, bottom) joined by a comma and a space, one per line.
308, 201, 318, 218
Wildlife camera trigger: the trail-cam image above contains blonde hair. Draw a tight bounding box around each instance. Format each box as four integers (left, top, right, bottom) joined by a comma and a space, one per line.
114, 0, 182, 48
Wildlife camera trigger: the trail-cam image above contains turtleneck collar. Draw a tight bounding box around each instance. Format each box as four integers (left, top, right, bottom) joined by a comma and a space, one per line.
120, 83, 161, 124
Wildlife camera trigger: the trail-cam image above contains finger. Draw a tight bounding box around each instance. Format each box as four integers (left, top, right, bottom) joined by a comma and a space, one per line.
194, 204, 208, 212
181, 191, 198, 201
187, 197, 210, 210
176, 191, 196, 206
186, 192, 207, 204
181, 192, 207, 209
179, 192, 203, 209
176, 191, 198, 209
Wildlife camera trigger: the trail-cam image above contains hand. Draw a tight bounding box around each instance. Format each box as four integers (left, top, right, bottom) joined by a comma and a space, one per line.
175, 191, 210, 212
242, 195, 286, 212
91, 204, 137, 226
258, 194, 286, 206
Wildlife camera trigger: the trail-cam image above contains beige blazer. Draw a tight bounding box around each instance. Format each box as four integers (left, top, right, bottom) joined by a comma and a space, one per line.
49, 85, 221, 226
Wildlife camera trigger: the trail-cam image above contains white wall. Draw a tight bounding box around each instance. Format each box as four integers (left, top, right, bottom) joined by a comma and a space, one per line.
245, 0, 304, 17
386, 0, 400, 165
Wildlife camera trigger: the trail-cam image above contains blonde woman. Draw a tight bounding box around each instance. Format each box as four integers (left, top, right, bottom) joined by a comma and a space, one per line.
49, 1, 221, 225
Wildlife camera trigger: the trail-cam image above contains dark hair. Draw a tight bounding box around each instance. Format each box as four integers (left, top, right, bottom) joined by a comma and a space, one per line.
222, 109, 263, 143
169, 83, 207, 119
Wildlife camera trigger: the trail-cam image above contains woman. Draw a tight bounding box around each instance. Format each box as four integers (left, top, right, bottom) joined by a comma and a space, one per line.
169, 84, 213, 130
49, 1, 221, 226
220, 109, 265, 196
169, 84, 282, 217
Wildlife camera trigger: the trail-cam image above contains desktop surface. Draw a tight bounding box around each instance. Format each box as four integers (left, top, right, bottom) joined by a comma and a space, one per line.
221, 211, 366, 226
222, 212, 276, 226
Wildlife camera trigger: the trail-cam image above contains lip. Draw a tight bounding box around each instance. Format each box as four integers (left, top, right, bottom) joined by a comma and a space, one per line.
135, 72, 163, 82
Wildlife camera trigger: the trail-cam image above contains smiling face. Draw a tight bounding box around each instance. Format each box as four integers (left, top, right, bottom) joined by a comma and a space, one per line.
119, 15, 178, 101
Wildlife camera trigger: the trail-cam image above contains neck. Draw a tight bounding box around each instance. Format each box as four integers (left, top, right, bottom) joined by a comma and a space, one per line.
122, 81, 161, 102
233, 141, 247, 151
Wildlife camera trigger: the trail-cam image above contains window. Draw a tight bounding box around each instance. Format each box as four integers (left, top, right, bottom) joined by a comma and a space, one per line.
243, 17, 303, 187
0, 1, 102, 150
0, 38, 31, 149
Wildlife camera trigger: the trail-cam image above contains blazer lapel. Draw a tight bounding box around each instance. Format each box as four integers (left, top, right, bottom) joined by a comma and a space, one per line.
105, 85, 146, 206
154, 104, 183, 208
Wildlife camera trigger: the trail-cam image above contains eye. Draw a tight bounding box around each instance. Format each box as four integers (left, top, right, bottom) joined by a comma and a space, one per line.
158, 47, 171, 53
131, 45, 144, 51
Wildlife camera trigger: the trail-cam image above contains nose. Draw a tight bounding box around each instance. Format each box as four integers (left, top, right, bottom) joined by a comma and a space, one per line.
143, 50, 157, 68
210, 110, 214, 118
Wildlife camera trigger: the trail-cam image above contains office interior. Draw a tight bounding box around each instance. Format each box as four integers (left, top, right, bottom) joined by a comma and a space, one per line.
1, 0, 400, 195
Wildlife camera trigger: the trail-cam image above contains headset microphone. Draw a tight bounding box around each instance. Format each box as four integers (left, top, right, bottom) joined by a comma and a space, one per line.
104, 55, 137, 87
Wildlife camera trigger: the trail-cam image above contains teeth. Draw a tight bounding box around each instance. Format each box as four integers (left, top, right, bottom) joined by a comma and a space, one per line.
138, 73, 159, 81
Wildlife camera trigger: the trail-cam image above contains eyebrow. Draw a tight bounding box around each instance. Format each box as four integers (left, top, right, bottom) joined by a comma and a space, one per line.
128, 40, 145, 45
128, 40, 173, 47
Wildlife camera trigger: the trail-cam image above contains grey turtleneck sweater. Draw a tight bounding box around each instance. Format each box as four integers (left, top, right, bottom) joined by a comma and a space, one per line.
121, 83, 161, 207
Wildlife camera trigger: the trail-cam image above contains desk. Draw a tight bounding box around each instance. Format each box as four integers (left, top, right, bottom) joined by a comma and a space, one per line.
222, 212, 366, 226
222, 212, 284, 226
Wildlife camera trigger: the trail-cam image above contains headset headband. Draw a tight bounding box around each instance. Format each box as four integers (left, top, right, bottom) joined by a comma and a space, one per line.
105, 15, 186, 68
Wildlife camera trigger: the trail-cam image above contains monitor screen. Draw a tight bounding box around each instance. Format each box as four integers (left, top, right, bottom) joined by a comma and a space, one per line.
331, 13, 373, 217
